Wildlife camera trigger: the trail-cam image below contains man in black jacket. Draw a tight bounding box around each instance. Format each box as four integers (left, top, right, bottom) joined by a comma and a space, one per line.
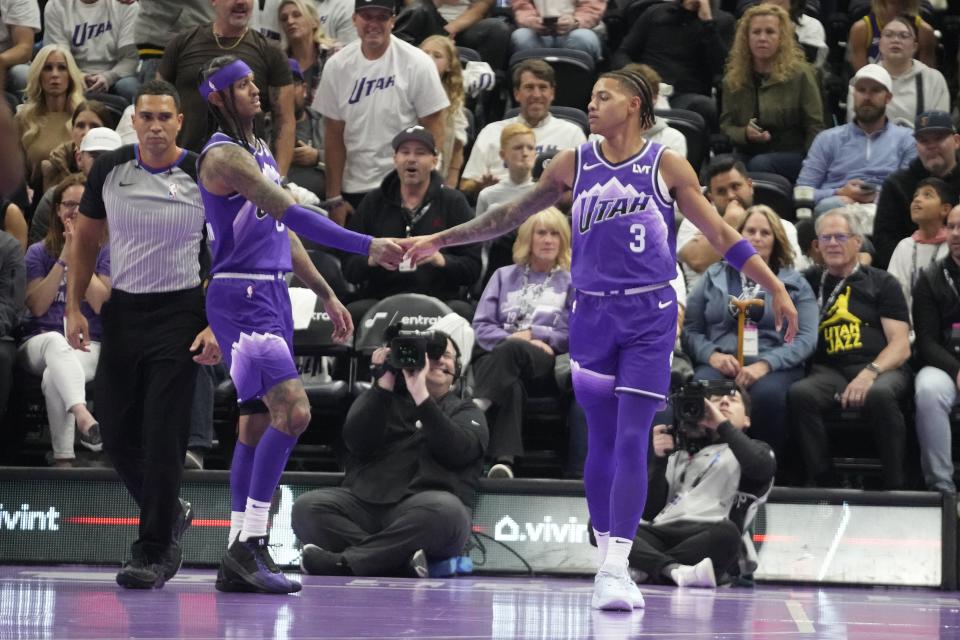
913, 204, 960, 493
874, 111, 960, 269
342, 126, 481, 321
611, 0, 734, 131
0, 229, 24, 426
292, 330, 487, 577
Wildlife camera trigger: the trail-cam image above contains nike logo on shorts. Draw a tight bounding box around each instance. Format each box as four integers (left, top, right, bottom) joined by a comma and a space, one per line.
658, 300, 673, 309
582, 162, 602, 171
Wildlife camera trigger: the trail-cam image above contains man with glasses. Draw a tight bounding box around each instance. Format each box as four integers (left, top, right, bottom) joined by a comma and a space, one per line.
874, 111, 960, 269
292, 330, 487, 578
789, 208, 912, 488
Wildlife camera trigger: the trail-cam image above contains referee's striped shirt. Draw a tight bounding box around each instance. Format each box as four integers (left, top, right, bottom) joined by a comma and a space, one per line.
79, 145, 205, 294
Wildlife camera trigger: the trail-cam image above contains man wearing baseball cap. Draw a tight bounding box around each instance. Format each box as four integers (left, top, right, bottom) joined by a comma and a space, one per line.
796, 63, 916, 219
284, 58, 327, 199
341, 124, 480, 324
313, 0, 449, 224
874, 110, 960, 268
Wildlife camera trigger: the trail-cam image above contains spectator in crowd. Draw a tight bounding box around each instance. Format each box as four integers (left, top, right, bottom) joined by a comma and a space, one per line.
460, 59, 586, 201
0, 227, 24, 427
29, 126, 122, 246
420, 36, 467, 189
43, 0, 141, 105
912, 204, 960, 493
678, 156, 805, 285
342, 126, 480, 321
846, 16, 949, 130
887, 178, 955, 319
625, 386, 775, 588
509, 0, 604, 59
293, 329, 487, 577
282, 59, 326, 199
1, 199, 26, 252
720, 3, 823, 182
19, 174, 109, 467
314, 0, 449, 223
40, 99, 115, 194
796, 64, 916, 218
393, 0, 512, 72
252, 0, 284, 41
789, 208, 912, 488
761, 0, 827, 68
683, 205, 817, 454
0, 100, 24, 197
873, 111, 960, 269
0, 0, 41, 95
623, 64, 687, 158
14, 44, 87, 187
846, 0, 935, 72
611, 0, 734, 132
133, 0, 212, 85
314, 0, 357, 45
159, 0, 296, 173
281, 0, 338, 106
471, 208, 573, 478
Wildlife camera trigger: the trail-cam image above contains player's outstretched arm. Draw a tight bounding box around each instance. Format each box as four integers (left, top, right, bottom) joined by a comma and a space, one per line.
403, 149, 574, 265
289, 231, 354, 343
663, 151, 799, 342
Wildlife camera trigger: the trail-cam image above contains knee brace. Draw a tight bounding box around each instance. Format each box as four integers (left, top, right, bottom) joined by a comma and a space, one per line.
571, 359, 615, 407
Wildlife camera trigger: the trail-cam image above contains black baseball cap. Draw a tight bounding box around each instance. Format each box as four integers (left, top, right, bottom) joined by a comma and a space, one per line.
392, 125, 436, 154
355, 0, 395, 12
915, 111, 956, 136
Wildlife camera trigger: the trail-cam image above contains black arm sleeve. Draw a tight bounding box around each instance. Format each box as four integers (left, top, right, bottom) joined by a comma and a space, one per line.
611, 14, 650, 71
913, 270, 960, 381
341, 385, 394, 457
717, 421, 776, 482
416, 396, 488, 468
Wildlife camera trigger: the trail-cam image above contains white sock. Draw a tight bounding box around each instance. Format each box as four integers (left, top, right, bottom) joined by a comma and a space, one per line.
228, 511, 245, 548
600, 536, 632, 574
593, 529, 609, 569
671, 558, 716, 588
238, 498, 271, 541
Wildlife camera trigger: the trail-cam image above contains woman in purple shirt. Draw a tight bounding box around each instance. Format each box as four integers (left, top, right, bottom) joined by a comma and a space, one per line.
471, 207, 574, 479
19, 174, 110, 467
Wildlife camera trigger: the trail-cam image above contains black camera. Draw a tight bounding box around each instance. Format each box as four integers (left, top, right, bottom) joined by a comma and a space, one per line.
384, 325, 448, 371
669, 380, 738, 453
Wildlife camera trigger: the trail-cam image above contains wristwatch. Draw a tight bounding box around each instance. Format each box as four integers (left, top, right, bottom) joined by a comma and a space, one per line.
865, 362, 882, 375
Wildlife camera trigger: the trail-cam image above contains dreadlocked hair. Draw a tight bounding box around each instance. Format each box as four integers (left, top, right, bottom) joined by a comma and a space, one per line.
200, 55, 254, 153
601, 69, 656, 130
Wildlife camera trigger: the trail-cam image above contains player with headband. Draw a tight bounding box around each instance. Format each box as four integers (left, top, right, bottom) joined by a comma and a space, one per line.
403, 68, 799, 611
197, 55, 404, 594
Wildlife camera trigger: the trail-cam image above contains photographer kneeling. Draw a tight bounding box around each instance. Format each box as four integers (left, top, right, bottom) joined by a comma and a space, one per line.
625, 383, 776, 588
292, 329, 488, 577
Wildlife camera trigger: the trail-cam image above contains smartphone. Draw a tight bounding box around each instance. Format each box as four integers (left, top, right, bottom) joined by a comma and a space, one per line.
542, 15, 558, 28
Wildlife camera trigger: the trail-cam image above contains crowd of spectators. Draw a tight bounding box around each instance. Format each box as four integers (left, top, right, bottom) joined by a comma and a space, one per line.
0, 0, 959, 510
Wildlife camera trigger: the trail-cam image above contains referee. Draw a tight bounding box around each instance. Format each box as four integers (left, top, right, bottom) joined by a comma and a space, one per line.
66, 80, 220, 589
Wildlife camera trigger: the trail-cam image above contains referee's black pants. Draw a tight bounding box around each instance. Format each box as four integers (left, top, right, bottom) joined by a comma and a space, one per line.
95, 287, 205, 561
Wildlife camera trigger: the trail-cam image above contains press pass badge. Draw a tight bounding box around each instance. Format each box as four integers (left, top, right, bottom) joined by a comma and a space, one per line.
743, 322, 759, 358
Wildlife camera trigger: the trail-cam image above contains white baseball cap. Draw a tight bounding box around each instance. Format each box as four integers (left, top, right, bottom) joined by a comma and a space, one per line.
851, 63, 892, 93
79, 127, 123, 153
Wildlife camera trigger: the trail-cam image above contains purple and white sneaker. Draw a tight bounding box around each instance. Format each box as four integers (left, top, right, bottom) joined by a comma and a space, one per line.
219, 536, 302, 594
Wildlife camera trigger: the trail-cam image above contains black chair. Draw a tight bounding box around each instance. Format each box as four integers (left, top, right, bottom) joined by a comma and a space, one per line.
84, 91, 128, 125
291, 245, 356, 305
504, 105, 590, 138
655, 107, 709, 175
508, 48, 597, 110
748, 171, 795, 222
457, 45, 482, 67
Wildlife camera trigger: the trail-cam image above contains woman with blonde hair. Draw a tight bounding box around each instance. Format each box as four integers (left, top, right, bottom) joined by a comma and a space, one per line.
846, 0, 936, 72
279, 0, 338, 105
720, 3, 823, 182
15, 44, 86, 186
471, 207, 574, 478
40, 100, 116, 193
683, 204, 818, 455
420, 35, 467, 188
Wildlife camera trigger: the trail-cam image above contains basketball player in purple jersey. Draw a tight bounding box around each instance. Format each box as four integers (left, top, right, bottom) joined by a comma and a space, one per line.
197, 56, 405, 594
404, 68, 799, 611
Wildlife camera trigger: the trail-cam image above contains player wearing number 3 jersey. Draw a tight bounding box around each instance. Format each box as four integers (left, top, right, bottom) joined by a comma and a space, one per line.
401, 68, 799, 612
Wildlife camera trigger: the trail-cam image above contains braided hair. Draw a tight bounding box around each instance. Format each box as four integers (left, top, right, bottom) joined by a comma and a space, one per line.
600, 68, 656, 131
200, 55, 255, 154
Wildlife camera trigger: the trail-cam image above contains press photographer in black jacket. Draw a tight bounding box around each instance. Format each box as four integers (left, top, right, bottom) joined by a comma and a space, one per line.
292, 328, 488, 577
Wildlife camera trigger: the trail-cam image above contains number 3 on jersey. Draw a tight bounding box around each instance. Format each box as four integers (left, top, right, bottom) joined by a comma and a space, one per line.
629, 223, 646, 253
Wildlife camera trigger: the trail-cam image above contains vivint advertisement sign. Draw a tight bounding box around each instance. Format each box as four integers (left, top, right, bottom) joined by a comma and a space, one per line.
472, 493, 596, 575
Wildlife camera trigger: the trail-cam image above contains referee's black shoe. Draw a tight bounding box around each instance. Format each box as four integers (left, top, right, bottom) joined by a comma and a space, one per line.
117, 556, 166, 590
173, 498, 193, 545
219, 536, 302, 594
160, 499, 194, 580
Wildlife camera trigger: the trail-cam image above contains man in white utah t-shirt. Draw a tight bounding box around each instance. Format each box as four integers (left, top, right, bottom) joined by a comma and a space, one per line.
459, 58, 586, 201
313, 0, 449, 225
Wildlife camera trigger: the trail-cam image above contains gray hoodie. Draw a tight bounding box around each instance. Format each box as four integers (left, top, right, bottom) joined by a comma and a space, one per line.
846, 59, 950, 129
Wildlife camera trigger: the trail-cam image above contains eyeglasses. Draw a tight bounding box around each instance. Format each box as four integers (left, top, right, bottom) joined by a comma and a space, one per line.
881, 30, 914, 41
59, 200, 81, 210
817, 233, 852, 244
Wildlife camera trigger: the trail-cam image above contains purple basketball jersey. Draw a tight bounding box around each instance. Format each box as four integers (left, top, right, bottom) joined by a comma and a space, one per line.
570, 140, 676, 291
199, 133, 292, 274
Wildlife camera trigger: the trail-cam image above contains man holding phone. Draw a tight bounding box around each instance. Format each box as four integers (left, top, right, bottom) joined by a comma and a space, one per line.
509, 0, 603, 59
796, 64, 916, 220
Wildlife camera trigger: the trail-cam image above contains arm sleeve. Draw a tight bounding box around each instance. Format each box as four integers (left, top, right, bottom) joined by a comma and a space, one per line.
472, 269, 511, 351
913, 271, 960, 381
416, 397, 488, 467
103, 45, 138, 87
341, 386, 393, 457
282, 204, 372, 255
611, 12, 649, 71
701, 18, 731, 78
717, 421, 777, 482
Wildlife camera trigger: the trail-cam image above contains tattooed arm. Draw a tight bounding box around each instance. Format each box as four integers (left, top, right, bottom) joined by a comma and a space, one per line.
403, 148, 573, 263
199, 142, 297, 220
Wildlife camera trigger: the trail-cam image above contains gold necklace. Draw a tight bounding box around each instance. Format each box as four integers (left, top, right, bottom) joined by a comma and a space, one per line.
213, 25, 248, 50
